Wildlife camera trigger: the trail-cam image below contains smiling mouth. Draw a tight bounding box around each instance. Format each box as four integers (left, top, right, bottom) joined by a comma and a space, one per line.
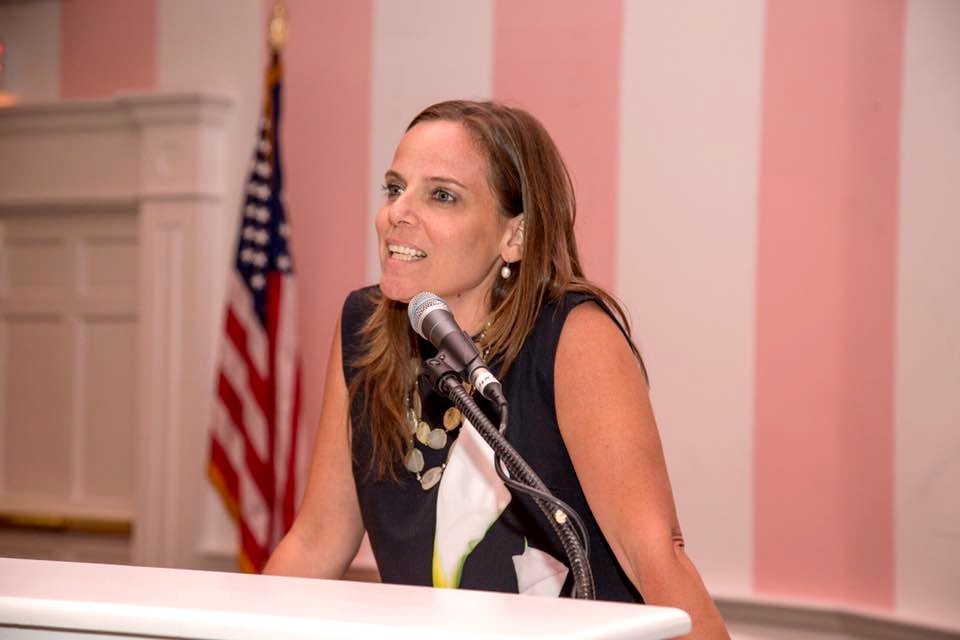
387, 244, 427, 261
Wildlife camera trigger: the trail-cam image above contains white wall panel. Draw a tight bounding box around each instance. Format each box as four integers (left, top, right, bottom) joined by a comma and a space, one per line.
366, 0, 493, 281
0, 211, 138, 519
7, 238, 67, 289
82, 237, 138, 292
81, 318, 137, 505
3, 318, 71, 497
895, 0, 960, 627
617, 0, 765, 597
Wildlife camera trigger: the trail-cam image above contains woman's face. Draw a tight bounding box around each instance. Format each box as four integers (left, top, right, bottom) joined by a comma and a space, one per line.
376, 120, 516, 333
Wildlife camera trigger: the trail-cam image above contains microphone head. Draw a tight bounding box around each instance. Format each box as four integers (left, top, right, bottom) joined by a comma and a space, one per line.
407, 291, 448, 338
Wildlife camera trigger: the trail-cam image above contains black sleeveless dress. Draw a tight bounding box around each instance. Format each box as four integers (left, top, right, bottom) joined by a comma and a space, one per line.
342, 286, 643, 602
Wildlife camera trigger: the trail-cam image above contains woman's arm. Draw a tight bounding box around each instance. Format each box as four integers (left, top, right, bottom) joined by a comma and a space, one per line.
554, 303, 729, 639
263, 317, 366, 578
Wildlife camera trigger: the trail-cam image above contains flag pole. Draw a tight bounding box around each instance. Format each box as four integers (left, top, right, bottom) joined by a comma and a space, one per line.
269, 1, 288, 52
207, 0, 301, 574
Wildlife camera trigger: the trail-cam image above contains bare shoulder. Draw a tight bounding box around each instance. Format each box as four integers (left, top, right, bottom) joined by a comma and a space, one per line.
560, 300, 627, 340
556, 301, 643, 382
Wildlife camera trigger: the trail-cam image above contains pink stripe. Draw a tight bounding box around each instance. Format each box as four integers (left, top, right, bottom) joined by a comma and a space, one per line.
59, 0, 156, 99
754, 0, 902, 607
277, 0, 372, 437
492, 0, 621, 290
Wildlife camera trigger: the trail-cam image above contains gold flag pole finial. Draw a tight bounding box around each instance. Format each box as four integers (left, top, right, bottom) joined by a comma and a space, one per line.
269, 1, 288, 51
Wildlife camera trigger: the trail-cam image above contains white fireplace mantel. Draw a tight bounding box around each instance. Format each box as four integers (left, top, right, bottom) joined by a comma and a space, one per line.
0, 92, 234, 568
0, 93, 232, 205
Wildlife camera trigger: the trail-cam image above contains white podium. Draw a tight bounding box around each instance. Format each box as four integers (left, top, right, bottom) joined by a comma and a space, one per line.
0, 557, 690, 639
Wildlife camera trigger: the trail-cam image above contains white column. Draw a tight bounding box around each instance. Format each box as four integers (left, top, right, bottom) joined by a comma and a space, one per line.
122, 94, 233, 568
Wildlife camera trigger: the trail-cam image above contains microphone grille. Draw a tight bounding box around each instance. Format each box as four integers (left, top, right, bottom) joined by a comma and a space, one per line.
407, 292, 447, 336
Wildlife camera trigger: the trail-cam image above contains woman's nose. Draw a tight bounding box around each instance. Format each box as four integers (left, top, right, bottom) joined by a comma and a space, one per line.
387, 193, 416, 226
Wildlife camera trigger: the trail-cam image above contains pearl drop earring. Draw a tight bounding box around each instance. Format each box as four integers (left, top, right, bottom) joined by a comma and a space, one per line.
500, 263, 512, 279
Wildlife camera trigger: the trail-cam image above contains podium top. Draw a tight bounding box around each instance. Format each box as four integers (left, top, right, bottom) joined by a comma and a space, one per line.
0, 557, 690, 640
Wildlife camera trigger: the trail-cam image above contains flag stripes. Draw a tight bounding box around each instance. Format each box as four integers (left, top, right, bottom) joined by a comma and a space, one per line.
208, 50, 301, 573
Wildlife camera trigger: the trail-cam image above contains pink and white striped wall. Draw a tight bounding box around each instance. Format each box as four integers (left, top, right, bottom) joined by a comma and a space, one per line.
9, 0, 959, 630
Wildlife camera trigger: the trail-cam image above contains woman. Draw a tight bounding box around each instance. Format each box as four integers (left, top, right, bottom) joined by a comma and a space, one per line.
265, 100, 728, 638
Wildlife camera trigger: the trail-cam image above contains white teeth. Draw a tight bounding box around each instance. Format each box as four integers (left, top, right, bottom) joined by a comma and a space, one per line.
387, 244, 426, 260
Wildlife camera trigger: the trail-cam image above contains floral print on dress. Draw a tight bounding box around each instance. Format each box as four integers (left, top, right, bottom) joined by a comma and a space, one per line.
512, 540, 569, 597
432, 417, 511, 587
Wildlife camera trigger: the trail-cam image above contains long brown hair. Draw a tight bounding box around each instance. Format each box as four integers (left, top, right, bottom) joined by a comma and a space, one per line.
349, 100, 644, 478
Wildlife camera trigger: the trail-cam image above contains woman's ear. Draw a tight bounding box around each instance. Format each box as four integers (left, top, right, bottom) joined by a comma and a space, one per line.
501, 214, 524, 263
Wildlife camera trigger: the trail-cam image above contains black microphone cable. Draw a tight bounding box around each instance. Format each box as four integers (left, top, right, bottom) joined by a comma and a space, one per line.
424, 357, 597, 600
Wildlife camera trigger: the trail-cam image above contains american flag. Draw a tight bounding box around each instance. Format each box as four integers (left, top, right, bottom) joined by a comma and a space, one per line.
208, 51, 301, 573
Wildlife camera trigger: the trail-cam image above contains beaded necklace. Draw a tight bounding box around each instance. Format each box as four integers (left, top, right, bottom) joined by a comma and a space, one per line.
403, 323, 491, 490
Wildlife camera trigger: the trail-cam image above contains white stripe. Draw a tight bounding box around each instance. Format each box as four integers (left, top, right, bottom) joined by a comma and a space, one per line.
226, 272, 268, 379
219, 338, 270, 463
366, 0, 494, 282
211, 403, 270, 550
239, 471, 270, 551
272, 275, 299, 545
617, 0, 765, 598
895, 0, 960, 626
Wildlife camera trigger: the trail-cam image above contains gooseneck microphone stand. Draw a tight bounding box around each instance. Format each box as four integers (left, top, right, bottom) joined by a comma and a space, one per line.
422, 354, 597, 600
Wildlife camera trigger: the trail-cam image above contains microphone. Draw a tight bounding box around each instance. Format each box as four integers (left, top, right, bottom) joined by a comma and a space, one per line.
407, 292, 505, 404
408, 292, 595, 598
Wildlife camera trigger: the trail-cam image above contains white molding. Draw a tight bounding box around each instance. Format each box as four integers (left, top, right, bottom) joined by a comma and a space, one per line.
0, 195, 220, 215
0, 92, 233, 569
0, 93, 230, 132
120, 92, 233, 125
718, 598, 960, 640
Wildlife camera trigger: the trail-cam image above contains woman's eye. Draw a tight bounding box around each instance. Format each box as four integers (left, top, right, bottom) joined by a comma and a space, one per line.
432, 189, 456, 204
381, 183, 404, 199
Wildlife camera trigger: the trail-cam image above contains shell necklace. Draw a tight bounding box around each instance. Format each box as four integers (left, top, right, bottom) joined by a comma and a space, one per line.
403, 323, 491, 491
